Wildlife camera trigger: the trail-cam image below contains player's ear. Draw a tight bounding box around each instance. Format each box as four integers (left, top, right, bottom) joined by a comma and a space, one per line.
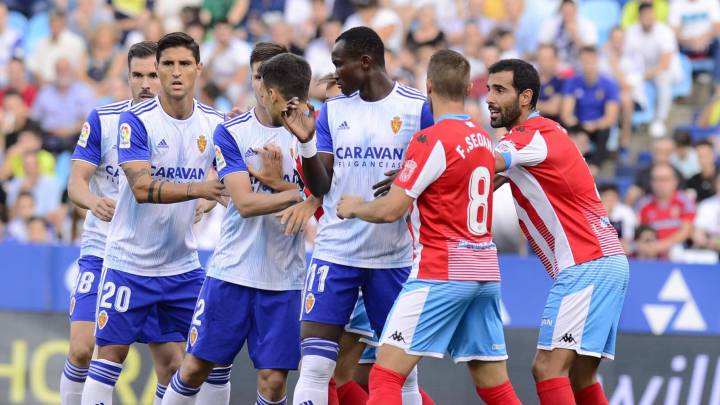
196, 62, 203, 75
426, 79, 433, 96
466, 81, 473, 97
360, 55, 372, 71
520, 89, 532, 108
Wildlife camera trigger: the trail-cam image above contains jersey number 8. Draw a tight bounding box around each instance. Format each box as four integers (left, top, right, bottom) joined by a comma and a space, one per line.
467, 166, 490, 235
99, 282, 131, 313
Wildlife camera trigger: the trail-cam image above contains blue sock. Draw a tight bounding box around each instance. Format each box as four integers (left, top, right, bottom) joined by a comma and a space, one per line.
63, 359, 89, 383
155, 383, 167, 398
206, 365, 232, 385
170, 371, 201, 397
88, 359, 122, 386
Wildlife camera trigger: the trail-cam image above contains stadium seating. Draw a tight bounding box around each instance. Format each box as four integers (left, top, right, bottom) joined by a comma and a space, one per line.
23, 11, 50, 56
579, 0, 621, 46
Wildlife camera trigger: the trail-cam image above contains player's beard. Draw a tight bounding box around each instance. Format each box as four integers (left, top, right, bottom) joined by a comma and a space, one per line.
491, 98, 522, 129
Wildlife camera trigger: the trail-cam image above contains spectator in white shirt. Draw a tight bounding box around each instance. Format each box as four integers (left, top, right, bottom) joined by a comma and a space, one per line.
600, 183, 638, 253
625, 3, 681, 137
27, 9, 87, 84
539, 0, 597, 70
669, 0, 720, 84
692, 173, 720, 254
203, 18, 252, 103
344, 0, 403, 53
0, 3, 22, 88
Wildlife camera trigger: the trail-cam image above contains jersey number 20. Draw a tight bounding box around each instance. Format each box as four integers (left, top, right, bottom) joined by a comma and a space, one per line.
467, 167, 490, 235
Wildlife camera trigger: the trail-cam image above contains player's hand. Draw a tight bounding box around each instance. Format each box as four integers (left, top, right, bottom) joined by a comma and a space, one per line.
193, 199, 217, 223
247, 144, 284, 190
91, 197, 116, 222
276, 197, 319, 235
336, 195, 363, 219
225, 106, 244, 119
192, 180, 229, 204
372, 169, 399, 198
281, 97, 316, 143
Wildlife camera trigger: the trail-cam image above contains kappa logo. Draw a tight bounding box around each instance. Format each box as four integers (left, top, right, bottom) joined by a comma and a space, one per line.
643, 269, 707, 335
558, 333, 576, 344
337, 121, 350, 130
157, 139, 169, 149
390, 331, 406, 343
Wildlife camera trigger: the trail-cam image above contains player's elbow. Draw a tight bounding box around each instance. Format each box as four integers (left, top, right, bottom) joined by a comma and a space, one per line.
129, 184, 151, 204
234, 199, 261, 218
379, 207, 406, 223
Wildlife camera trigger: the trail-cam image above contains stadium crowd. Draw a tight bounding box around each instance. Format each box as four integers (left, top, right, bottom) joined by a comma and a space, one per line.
0, 0, 718, 263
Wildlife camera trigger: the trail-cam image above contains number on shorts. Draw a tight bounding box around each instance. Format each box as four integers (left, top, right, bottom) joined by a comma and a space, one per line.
76, 271, 95, 294
305, 263, 330, 293
467, 166, 490, 235
192, 299, 205, 326
99, 281, 131, 313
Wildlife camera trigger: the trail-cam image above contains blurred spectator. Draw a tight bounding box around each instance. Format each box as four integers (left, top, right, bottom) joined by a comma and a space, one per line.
108, 0, 154, 40
536, 44, 564, 122
6, 191, 35, 241
670, 129, 700, 180
0, 93, 43, 152
4, 0, 51, 19
625, 3, 681, 138
495, 28, 519, 59
344, 0, 403, 53
625, 138, 684, 205
0, 129, 55, 180
669, 0, 720, 84
601, 26, 646, 148
692, 173, 720, 253
186, 19, 206, 48
633, 224, 660, 259
67, 0, 114, 39
84, 23, 125, 94
600, 183, 637, 252
561, 46, 619, 172
269, 19, 305, 55
306, 19, 342, 99
203, 0, 284, 28
696, 84, 720, 128
26, 216, 52, 243
203, 18, 251, 103
621, 0, 669, 28
686, 140, 718, 202
405, 4, 445, 53
154, 0, 202, 32
539, 0, 597, 70
456, 23, 484, 80
0, 58, 39, 107
124, 14, 166, 47
636, 163, 695, 257
27, 9, 87, 84
4, 152, 62, 216
0, 3, 22, 88
31, 59, 95, 154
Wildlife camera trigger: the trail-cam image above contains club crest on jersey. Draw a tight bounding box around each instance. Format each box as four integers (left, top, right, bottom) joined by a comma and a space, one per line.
215, 145, 227, 171
119, 123, 131, 149
399, 159, 417, 182
197, 135, 207, 153
391, 116, 402, 135
189, 326, 198, 346
97, 310, 108, 329
78, 122, 91, 147
69, 296, 75, 315
305, 293, 315, 313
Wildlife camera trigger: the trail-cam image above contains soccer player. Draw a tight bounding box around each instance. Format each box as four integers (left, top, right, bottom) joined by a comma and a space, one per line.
487, 58, 629, 405
63, 41, 192, 405
335, 49, 522, 405
280, 26, 433, 405
161, 46, 308, 405
80, 32, 228, 405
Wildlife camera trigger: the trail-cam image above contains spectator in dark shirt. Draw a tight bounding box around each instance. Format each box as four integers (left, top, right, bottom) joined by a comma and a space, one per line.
0, 91, 43, 152
561, 45, 620, 171
625, 137, 685, 206
686, 140, 718, 202
536, 44, 565, 122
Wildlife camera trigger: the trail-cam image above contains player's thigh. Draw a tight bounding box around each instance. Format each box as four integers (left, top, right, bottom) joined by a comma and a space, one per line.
335, 332, 367, 384
301, 258, 363, 337
156, 268, 205, 337
379, 279, 474, 359
95, 268, 157, 347
449, 282, 508, 363
248, 288, 302, 370
362, 266, 411, 335
186, 276, 253, 366
69, 255, 104, 323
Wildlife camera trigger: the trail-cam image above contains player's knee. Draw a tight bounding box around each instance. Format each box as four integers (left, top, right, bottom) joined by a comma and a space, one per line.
178, 357, 214, 388
532, 355, 566, 382
68, 340, 94, 368
155, 356, 183, 384
258, 369, 287, 399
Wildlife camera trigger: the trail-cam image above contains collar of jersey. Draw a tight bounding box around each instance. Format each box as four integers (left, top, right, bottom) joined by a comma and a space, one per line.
528, 111, 540, 119
436, 114, 470, 123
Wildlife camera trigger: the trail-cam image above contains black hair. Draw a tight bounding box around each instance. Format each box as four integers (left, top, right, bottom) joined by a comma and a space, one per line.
487, 59, 541, 109
694, 139, 714, 149
250, 42, 288, 67
597, 183, 619, 194
634, 224, 656, 241
127, 41, 158, 69
673, 129, 692, 147
259, 53, 312, 101
335, 26, 385, 68
638, 3, 653, 13
579, 45, 598, 55
157, 32, 200, 64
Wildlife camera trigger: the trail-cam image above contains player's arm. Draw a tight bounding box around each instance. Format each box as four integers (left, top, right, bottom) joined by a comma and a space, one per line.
281, 98, 333, 197
119, 112, 226, 204
246, 144, 298, 192
68, 109, 115, 221
276, 194, 323, 234
224, 172, 302, 217
337, 185, 413, 223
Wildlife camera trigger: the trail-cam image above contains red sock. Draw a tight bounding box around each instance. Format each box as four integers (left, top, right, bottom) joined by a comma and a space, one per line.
337, 380, 369, 405
419, 387, 436, 405
536, 377, 575, 405
328, 377, 339, 405
367, 365, 405, 405
476, 380, 522, 405
574, 382, 608, 405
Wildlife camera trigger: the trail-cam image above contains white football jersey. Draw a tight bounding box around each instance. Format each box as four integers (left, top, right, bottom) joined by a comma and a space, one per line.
207, 109, 305, 290
71, 100, 131, 258
313, 83, 433, 268
104, 97, 225, 276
